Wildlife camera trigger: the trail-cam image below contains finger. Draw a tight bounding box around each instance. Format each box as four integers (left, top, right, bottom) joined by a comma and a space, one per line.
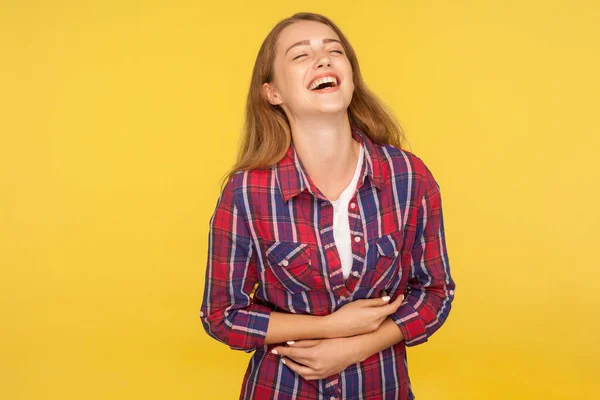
287, 339, 321, 348
280, 356, 316, 380
376, 294, 404, 316
383, 294, 405, 313
273, 346, 314, 366
392, 293, 405, 305
365, 295, 392, 307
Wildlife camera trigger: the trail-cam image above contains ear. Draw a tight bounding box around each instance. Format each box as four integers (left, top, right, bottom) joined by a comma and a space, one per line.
263, 82, 282, 105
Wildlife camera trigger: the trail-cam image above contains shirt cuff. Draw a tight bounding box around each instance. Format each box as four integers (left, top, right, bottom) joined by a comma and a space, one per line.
389, 300, 431, 346
223, 303, 272, 351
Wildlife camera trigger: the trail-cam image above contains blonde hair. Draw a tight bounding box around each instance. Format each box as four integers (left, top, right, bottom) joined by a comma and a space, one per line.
221, 12, 407, 189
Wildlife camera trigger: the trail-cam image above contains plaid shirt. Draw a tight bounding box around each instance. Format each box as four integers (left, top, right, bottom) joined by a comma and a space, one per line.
201, 125, 456, 400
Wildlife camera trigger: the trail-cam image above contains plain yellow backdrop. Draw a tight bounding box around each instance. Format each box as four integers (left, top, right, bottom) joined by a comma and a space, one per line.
1, 1, 599, 399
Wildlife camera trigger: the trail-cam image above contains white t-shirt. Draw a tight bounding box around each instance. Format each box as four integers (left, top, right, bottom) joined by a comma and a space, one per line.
330, 142, 364, 280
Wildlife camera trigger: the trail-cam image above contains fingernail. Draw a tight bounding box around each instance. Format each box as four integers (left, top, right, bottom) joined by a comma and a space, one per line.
281, 358, 287, 365
287, 341, 295, 345
271, 349, 278, 355
382, 296, 391, 302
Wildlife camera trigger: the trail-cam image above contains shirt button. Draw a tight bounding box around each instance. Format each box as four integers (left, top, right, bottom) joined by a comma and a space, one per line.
200, 311, 204, 317
449, 289, 454, 295
394, 251, 399, 257
350, 202, 356, 209
281, 259, 289, 266
354, 236, 361, 242
330, 397, 336, 400
352, 271, 359, 277
340, 296, 346, 301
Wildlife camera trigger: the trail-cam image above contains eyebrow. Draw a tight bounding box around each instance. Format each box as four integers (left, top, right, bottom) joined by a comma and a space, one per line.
284, 38, 342, 56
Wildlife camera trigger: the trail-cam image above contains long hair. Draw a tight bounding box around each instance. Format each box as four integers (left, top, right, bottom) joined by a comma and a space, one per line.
221, 12, 408, 189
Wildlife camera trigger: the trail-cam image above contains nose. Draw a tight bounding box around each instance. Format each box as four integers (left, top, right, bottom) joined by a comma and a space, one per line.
315, 49, 331, 68
317, 59, 331, 68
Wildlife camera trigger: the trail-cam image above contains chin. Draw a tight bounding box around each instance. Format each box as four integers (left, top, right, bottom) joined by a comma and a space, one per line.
317, 102, 350, 114
315, 107, 346, 115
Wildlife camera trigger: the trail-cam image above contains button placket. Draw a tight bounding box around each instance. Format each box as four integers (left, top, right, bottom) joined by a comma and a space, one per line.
345, 233, 366, 294
346, 192, 365, 295
319, 197, 338, 291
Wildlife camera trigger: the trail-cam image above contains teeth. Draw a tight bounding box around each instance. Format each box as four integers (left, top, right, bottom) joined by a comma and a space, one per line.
309, 76, 338, 90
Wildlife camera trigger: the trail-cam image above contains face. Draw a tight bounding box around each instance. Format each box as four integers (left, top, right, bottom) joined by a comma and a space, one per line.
263, 20, 354, 119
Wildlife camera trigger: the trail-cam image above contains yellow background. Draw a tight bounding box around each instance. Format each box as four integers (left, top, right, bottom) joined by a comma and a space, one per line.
1, 1, 598, 399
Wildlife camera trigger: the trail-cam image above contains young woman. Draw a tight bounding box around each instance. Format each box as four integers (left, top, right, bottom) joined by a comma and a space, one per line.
200, 12, 456, 400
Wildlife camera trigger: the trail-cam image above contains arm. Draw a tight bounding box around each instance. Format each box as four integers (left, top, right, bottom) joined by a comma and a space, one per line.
388, 166, 456, 346
200, 174, 272, 352
264, 312, 332, 344
264, 294, 403, 344
351, 317, 404, 362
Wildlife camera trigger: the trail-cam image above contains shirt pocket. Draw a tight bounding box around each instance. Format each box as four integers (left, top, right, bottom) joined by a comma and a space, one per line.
372, 230, 404, 290
264, 241, 315, 294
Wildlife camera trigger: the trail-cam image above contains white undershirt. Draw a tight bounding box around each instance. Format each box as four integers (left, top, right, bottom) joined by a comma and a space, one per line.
330, 142, 364, 280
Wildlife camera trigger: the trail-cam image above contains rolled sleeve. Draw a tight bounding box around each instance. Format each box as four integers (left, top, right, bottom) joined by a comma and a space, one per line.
390, 166, 456, 346
200, 173, 271, 352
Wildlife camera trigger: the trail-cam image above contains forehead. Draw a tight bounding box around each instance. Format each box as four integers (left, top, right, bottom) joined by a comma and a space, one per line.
277, 20, 340, 50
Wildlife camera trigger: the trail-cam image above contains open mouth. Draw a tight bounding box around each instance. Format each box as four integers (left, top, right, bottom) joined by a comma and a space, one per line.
307, 75, 341, 92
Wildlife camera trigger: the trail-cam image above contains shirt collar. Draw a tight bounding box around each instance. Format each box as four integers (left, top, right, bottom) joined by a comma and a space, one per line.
275, 124, 384, 204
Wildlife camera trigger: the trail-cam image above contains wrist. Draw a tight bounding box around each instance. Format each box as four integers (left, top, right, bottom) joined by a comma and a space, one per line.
346, 334, 369, 363
319, 314, 338, 339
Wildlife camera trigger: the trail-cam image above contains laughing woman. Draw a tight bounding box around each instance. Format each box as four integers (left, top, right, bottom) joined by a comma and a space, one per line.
200, 12, 456, 400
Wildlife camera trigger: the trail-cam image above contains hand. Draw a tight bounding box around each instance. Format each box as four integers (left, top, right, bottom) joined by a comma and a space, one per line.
272, 338, 357, 381
323, 293, 404, 338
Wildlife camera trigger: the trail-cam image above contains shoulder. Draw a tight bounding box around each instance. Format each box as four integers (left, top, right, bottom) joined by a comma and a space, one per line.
221, 168, 273, 207
377, 144, 427, 174
226, 168, 272, 193
377, 144, 438, 193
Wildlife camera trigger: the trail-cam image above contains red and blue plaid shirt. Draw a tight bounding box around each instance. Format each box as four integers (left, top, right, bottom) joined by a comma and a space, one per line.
201, 125, 456, 399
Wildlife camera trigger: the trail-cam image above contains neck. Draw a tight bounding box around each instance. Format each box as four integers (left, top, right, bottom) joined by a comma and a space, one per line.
289, 113, 360, 200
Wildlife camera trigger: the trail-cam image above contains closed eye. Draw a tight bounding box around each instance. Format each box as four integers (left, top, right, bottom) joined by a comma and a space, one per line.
292, 49, 344, 60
